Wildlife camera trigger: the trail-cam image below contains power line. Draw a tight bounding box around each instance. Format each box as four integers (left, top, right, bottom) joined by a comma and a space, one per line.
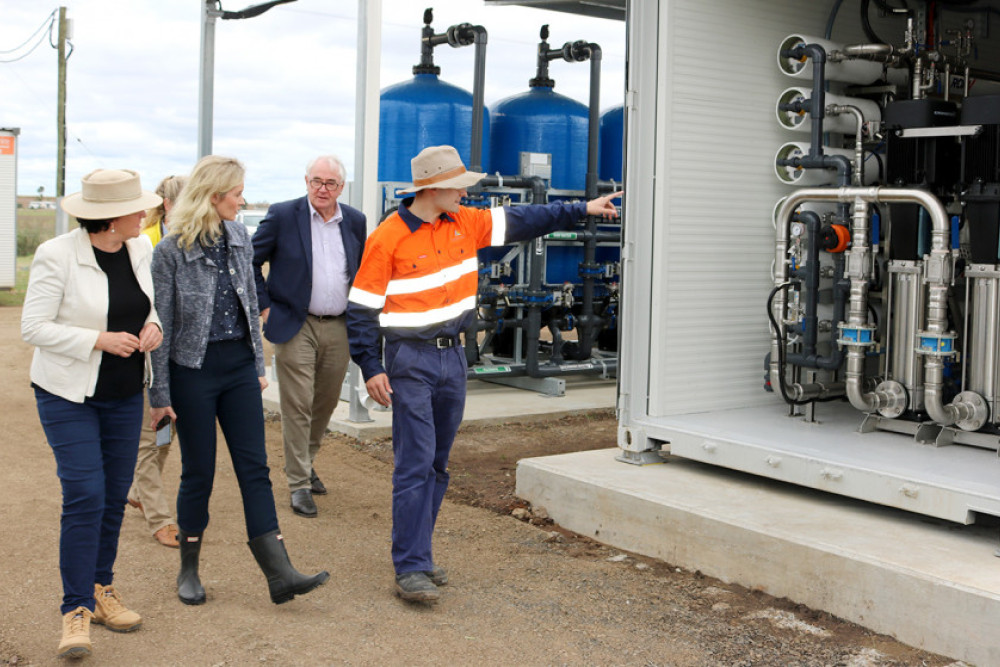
0, 8, 56, 54
0, 16, 56, 63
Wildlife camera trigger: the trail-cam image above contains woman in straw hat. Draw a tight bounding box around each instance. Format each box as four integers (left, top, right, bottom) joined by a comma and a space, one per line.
148, 155, 328, 608
21, 168, 165, 658
126, 174, 187, 549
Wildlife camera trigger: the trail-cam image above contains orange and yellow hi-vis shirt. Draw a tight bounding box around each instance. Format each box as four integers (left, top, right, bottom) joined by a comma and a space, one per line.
347, 199, 587, 380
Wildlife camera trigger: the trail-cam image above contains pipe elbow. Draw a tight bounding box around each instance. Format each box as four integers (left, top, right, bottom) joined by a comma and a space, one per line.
923, 385, 956, 427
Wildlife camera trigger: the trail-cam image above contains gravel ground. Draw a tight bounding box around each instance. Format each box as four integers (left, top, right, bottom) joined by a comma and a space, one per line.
0, 306, 963, 666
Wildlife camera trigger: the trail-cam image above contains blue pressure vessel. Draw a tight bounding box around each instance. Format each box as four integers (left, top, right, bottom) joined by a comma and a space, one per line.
599, 105, 624, 182
378, 73, 490, 182
488, 86, 588, 191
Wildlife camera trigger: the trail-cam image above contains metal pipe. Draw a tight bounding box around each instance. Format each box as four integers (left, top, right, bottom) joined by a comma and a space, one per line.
827, 104, 865, 186
834, 43, 896, 60
771, 187, 951, 412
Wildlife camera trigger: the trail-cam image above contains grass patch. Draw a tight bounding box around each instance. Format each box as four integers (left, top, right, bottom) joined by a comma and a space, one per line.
0, 255, 33, 308
17, 209, 57, 256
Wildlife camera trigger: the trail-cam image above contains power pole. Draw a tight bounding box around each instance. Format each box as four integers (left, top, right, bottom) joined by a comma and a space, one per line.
55, 7, 70, 235
197, 0, 218, 159
197, 0, 298, 159
56, 6, 68, 198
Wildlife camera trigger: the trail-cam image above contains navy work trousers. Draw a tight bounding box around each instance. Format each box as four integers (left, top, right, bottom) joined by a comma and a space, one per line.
171, 340, 278, 540
34, 386, 142, 614
386, 339, 467, 574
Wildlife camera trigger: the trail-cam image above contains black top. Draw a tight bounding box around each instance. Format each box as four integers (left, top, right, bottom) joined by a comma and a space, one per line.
92, 245, 149, 400
203, 234, 248, 343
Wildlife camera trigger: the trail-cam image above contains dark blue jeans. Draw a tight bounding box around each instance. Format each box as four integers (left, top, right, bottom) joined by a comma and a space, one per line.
386, 339, 467, 574
34, 386, 142, 614
171, 340, 278, 540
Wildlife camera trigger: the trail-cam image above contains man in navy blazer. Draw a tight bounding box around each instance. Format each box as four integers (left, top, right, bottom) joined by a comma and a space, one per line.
253, 155, 367, 517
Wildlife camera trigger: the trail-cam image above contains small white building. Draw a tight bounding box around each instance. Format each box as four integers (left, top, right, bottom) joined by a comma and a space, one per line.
0, 128, 19, 290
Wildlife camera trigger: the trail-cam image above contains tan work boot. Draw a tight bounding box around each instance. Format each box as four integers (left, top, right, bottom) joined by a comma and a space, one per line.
92, 583, 142, 632
57, 606, 92, 659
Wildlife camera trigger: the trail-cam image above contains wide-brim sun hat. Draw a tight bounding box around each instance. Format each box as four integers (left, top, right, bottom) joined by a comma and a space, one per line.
61, 169, 162, 219
397, 145, 486, 194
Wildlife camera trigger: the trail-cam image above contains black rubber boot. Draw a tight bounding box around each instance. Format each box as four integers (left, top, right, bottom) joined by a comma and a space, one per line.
248, 529, 330, 604
177, 530, 206, 605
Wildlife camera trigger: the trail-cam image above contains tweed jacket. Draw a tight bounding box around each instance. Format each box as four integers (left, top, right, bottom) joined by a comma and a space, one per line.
21, 227, 161, 403
149, 220, 265, 407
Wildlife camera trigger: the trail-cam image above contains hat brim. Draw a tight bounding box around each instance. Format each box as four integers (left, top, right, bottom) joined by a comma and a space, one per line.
61, 190, 163, 220
397, 170, 486, 195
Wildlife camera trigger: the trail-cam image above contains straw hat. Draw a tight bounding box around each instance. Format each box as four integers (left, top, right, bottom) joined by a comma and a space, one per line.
61, 169, 162, 219
397, 145, 486, 194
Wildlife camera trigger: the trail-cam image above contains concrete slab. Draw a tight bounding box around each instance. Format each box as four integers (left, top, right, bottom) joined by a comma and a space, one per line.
517, 448, 1000, 665
262, 373, 615, 439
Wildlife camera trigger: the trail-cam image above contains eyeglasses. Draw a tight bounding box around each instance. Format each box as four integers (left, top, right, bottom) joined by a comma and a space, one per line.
308, 178, 342, 191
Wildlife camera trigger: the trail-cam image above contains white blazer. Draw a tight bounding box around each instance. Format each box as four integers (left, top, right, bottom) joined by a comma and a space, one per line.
21, 227, 161, 403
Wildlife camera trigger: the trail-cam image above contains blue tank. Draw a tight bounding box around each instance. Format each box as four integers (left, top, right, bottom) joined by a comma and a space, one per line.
599, 105, 624, 182
378, 73, 490, 182
488, 87, 588, 191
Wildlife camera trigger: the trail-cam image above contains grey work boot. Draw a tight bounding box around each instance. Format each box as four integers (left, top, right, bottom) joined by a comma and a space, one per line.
177, 530, 206, 605
248, 529, 329, 604
395, 571, 440, 602
426, 565, 448, 586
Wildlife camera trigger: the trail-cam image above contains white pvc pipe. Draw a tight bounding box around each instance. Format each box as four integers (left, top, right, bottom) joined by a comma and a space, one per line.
777, 34, 884, 84
776, 87, 882, 134
774, 143, 878, 187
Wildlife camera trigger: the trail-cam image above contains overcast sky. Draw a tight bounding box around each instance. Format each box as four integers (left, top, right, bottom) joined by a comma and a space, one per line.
1, 1, 625, 206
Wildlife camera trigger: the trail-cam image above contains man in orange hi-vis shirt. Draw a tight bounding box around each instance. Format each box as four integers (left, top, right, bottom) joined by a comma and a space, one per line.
347, 145, 621, 603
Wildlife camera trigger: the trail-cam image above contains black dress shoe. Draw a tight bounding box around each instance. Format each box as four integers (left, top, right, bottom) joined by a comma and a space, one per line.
310, 471, 328, 495
290, 489, 317, 517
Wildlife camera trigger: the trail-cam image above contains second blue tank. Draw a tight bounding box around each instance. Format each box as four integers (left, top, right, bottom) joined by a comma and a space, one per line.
489, 86, 588, 191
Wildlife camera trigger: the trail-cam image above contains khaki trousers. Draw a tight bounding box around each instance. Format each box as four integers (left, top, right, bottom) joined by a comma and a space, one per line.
274, 315, 349, 492
127, 392, 175, 535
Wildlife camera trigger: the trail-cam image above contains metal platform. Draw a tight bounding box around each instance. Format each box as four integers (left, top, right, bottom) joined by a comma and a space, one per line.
634, 401, 1000, 524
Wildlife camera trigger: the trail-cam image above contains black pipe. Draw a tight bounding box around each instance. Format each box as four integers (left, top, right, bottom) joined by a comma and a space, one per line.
414, 13, 487, 172
469, 26, 488, 172
572, 213, 603, 361
478, 174, 547, 203
414, 9, 441, 74
784, 214, 847, 370
794, 212, 822, 355
585, 43, 602, 200
524, 233, 546, 377
804, 44, 826, 157
463, 175, 546, 365
544, 230, 621, 242
776, 154, 853, 187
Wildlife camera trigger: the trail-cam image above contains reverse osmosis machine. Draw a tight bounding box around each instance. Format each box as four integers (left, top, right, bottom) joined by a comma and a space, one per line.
377, 9, 623, 396
769, 4, 1000, 451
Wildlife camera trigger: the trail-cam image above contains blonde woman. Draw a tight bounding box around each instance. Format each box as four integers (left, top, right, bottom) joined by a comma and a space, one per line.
149, 155, 328, 606
127, 174, 186, 548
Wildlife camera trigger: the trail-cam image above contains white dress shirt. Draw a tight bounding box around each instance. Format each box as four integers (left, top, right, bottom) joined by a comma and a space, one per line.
306, 200, 349, 316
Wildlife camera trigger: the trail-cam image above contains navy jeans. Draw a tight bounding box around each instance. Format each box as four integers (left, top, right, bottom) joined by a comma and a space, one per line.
34, 386, 142, 614
171, 340, 278, 540
386, 339, 467, 574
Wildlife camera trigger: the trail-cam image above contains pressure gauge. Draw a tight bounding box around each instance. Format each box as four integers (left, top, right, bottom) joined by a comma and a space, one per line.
790, 222, 805, 237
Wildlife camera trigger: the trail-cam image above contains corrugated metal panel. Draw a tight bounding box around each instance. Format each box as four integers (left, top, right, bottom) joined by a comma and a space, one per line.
647, 0, 830, 417
0, 130, 17, 289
